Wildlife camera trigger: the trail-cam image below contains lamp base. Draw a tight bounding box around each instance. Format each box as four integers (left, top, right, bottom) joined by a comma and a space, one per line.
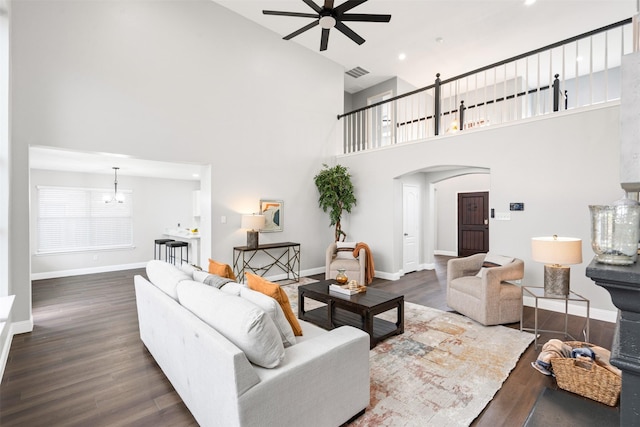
246, 230, 259, 249
543, 264, 570, 296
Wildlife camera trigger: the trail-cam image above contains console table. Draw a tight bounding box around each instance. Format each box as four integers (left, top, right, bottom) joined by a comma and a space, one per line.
233, 242, 300, 283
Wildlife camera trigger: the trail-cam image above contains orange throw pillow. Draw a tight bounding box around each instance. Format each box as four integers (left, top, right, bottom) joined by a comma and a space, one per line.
208, 259, 237, 281
245, 273, 303, 336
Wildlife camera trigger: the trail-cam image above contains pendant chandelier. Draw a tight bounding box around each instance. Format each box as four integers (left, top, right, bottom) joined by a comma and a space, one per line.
104, 166, 125, 203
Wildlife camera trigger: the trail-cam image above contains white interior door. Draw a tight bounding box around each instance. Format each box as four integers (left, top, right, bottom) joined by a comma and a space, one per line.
403, 184, 419, 274
367, 91, 393, 148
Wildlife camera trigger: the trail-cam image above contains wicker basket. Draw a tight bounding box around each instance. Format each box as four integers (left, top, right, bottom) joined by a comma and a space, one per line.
550, 341, 621, 406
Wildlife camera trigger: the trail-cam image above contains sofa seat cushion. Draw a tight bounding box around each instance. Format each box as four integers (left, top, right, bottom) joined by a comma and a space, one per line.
245, 273, 303, 336
177, 280, 285, 368
240, 287, 296, 347
450, 276, 483, 299
295, 320, 327, 343
146, 260, 192, 300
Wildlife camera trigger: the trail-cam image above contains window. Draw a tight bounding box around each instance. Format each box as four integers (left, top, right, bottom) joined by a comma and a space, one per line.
37, 186, 133, 254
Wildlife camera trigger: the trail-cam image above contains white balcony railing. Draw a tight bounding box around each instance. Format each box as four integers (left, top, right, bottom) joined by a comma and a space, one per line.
339, 17, 636, 154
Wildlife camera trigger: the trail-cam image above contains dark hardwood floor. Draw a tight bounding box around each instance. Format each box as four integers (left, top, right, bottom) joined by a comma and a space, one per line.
0, 257, 615, 426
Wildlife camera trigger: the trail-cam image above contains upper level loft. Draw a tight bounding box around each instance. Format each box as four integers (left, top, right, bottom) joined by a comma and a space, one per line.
339, 16, 639, 155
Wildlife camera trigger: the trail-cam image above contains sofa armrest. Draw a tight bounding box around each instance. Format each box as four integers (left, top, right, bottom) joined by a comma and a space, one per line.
484, 258, 525, 284
447, 253, 485, 282
240, 326, 370, 427
325, 242, 337, 279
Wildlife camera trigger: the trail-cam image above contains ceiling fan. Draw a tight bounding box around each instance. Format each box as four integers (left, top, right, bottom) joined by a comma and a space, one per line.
263, 0, 391, 51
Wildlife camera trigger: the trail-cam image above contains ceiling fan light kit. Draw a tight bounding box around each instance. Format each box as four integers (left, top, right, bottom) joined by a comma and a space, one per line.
263, 0, 391, 51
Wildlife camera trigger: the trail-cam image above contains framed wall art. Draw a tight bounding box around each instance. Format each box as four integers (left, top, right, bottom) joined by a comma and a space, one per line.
260, 200, 283, 232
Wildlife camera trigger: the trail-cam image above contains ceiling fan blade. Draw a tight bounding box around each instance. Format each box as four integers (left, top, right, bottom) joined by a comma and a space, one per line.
334, 0, 367, 15
340, 13, 391, 23
324, 0, 335, 8
320, 28, 330, 51
302, 0, 322, 13
263, 10, 319, 18
335, 21, 365, 45
283, 20, 320, 40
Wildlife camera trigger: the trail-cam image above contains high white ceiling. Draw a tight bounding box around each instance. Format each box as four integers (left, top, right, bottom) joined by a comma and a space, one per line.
217, 0, 638, 93
29, 0, 638, 178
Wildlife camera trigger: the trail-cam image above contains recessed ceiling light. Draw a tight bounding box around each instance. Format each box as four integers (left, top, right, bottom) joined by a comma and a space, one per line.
435, 37, 444, 44
524, 0, 536, 6
398, 53, 406, 61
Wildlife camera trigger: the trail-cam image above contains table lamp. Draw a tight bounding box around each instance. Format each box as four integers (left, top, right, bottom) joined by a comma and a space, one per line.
241, 214, 265, 249
531, 235, 583, 296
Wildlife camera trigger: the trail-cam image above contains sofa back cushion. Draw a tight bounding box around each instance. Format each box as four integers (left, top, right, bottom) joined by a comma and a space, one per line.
177, 280, 285, 368
245, 273, 303, 336
146, 260, 191, 300
240, 287, 296, 347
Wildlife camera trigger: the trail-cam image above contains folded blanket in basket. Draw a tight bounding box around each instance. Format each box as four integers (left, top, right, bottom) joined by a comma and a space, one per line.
532, 339, 622, 377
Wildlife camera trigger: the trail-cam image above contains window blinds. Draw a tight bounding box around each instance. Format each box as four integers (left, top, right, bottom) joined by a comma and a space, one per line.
37, 186, 133, 254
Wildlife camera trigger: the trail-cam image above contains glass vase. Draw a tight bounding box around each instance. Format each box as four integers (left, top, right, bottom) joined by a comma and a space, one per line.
335, 269, 348, 285
590, 199, 640, 265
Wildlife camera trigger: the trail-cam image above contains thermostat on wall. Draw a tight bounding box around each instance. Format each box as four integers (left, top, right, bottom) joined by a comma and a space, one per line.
510, 203, 525, 211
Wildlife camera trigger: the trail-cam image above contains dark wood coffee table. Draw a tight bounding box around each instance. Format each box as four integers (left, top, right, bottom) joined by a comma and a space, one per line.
298, 280, 404, 348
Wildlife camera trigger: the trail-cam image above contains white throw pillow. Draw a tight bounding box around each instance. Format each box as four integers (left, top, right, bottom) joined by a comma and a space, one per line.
180, 263, 201, 277
146, 260, 191, 300
177, 280, 285, 368
240, 287, 296, 347
475, 253, 514, 278
336, 241, 357, 260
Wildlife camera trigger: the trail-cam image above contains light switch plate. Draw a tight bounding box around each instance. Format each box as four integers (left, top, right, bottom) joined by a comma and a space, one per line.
494, 212, 511, 221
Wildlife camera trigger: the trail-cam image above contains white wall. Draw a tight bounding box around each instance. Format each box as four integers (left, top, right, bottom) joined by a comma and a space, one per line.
9, 0, 344, 327
338, 103, 622, 313
30, 169, 199, 275
0, 0, 9, 299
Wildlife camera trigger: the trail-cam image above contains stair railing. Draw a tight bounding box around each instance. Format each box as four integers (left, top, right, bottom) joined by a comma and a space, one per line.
339, 17, 634, 154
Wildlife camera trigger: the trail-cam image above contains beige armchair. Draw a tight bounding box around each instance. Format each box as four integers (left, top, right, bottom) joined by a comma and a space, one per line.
326, 242, 366, 285
446, 253, 524, 326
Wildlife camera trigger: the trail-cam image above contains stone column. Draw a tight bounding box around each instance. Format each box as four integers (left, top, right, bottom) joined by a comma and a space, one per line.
586, 259, 640, 427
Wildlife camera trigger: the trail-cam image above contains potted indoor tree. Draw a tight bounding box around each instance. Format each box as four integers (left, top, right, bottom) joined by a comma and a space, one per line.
314, 163, 357, 242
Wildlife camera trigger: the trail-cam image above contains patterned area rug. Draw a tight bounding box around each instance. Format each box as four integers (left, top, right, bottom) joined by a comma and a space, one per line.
282, 283, 534, 426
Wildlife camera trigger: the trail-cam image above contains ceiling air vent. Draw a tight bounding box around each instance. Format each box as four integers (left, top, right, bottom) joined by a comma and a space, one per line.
345, 66, 370, 79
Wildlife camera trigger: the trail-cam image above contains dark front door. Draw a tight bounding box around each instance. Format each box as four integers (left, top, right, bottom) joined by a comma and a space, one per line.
457, 191, 489, 257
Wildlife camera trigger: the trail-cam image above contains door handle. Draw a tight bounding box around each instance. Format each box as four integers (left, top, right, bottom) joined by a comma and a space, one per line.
404, 233, 408, 236
484, 219, 489, 225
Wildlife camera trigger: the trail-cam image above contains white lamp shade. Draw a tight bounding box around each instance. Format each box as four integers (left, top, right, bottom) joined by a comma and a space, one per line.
531, 236, 583, 265
241, 214, 265, 231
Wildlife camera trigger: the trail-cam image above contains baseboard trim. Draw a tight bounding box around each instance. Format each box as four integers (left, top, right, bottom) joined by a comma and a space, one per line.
434, 250, 457, 256
0, 295, 15, 384
11, 317, 34, 335
31, 262, 148, 280
0, 327, 13, 384
523, 296, 617, 323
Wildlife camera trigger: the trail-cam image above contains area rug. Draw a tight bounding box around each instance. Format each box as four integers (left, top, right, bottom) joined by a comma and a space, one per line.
282, 284, 535, 426
524, 387, 619, 427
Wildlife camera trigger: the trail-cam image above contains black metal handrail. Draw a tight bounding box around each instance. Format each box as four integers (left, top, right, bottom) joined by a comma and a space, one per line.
338, 17, 631, 122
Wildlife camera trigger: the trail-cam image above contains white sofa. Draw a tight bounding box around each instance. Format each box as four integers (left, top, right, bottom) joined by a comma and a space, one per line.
134, 261, 370, 427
